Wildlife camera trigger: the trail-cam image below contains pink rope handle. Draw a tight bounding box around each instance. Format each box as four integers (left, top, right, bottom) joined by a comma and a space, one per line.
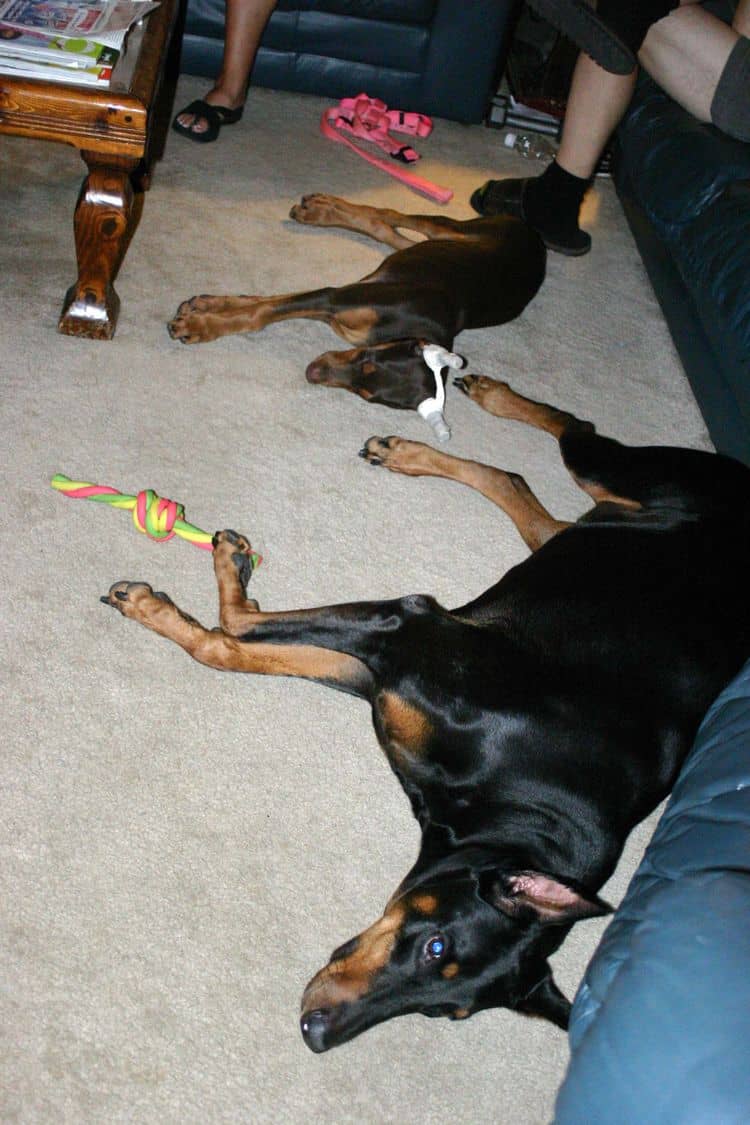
320, 103, 453, 205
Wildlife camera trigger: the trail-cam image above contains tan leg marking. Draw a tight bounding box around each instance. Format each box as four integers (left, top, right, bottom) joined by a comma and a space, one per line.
104, 582, 365, 687
362, 437, 570, 552
290, 193, 469, 251
212, 530, 260, 636
459, 376, 585, 439
168, 292, 332, 344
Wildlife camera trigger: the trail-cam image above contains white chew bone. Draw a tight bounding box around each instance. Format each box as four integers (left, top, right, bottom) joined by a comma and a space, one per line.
418, 345, 464, 442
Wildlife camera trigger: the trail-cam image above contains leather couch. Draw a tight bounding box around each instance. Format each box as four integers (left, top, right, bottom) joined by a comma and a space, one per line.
177, 0, 518, 124
611, 36, 750, 465
554, 655, 750, 1122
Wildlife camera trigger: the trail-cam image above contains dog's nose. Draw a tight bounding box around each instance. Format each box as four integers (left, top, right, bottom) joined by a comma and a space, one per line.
305, 360, 323, 383
300, 1008, 331, 1052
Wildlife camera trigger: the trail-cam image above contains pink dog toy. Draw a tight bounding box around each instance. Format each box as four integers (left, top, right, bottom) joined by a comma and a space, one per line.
51, 474, 261, 568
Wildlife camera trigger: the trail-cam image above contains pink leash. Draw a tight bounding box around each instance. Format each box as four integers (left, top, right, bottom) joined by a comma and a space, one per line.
320, 93, 453, 204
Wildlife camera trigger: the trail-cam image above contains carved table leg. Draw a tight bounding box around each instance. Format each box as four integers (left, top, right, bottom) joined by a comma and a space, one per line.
59, 157, 142, 339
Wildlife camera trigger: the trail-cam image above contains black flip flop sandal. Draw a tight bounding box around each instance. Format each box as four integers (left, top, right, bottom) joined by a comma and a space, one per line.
172, 99, 244, 144
525, 0, 636, 75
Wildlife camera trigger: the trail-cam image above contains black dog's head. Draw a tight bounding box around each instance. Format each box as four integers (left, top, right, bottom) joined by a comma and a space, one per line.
305, 338, 457, 410
300, 868, 609, 1052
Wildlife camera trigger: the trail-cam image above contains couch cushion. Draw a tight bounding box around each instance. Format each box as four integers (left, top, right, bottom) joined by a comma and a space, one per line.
555, 658, 750, 1123
275, 0, 437, 23
618, 76, 750, 226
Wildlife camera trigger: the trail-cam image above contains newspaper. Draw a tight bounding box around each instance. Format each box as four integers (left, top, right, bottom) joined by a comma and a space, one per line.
0, 25, 118, 66
0, 0, 159, 51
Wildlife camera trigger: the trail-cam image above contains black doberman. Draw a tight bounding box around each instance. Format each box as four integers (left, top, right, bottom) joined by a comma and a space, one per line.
167, 194, 546, 430
102, 377, 750, 1052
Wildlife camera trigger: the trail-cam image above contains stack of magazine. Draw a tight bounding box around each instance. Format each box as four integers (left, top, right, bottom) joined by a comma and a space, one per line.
0, 0, 159, 87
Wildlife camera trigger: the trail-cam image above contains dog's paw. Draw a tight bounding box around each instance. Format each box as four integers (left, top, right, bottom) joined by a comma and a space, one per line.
290, 193, 347, 226
100, 581, 169, 618
167, 295, 227, 344
212, 529, 256, 588
454, 374, 511, 411
359, 436, 435, 476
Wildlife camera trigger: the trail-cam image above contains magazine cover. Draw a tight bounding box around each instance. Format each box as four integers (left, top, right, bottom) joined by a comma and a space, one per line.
0, 0, 159, 50
0, 24, 118, 68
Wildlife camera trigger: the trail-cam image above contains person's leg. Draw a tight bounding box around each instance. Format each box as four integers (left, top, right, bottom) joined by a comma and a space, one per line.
174, 0, 277, 140
640, 0, 750, 139
470, 53, 636, 254
555, 56, 638, 178
469, 1, 713, 252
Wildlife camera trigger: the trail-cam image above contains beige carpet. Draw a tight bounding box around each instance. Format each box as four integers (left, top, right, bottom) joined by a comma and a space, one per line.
1, 76, 713, 1124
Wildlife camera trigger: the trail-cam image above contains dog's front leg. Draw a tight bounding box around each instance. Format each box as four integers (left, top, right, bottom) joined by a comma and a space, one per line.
168, 288, 336, 344
102, 578, 375, 694
102, 539, 439, 695
361, 437, 569, 552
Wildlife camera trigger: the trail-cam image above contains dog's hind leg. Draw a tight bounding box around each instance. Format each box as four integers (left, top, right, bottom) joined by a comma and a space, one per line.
361, 437, 569, 552
290, 194, 472, 251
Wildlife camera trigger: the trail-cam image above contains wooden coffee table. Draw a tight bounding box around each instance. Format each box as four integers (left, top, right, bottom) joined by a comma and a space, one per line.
0, 0, 178, 339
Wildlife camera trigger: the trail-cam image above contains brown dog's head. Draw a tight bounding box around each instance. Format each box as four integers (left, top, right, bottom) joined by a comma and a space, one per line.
299, 868, 610, 1052
305, 339, 464, 439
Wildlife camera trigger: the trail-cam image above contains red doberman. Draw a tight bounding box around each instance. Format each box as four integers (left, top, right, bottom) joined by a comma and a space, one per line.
168, 194, 546, 438
102, 377, 750, 1052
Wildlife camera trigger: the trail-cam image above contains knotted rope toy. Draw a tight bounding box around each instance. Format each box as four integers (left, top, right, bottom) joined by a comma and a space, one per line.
50, 474, 261, 568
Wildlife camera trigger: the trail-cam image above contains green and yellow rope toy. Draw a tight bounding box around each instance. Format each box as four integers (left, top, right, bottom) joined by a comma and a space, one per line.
51, 474, 261, 568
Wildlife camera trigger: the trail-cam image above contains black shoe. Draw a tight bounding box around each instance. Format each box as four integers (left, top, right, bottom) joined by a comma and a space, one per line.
470, 178, 591, 257
525, 0, 636, 74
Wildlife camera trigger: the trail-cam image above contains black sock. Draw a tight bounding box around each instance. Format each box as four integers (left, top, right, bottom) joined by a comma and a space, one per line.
596, 0, 679, 54
523, 160, 589, 234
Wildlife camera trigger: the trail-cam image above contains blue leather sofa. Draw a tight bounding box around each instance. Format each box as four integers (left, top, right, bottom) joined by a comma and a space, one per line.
612, 23, 750, 465
555, 656, 750, 1123
177, 0, 518, 124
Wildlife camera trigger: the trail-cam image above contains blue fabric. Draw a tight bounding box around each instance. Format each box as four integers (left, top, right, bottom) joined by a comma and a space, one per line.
178, 0, 515, 123
555, 658, 750, 1124
613, 67, 750, 465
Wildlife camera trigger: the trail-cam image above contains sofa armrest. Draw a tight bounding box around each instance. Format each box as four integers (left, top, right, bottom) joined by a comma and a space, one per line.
555, 658, 750, 1124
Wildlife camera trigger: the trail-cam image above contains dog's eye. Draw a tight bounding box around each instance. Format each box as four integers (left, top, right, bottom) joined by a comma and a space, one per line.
424, 934, 447, 961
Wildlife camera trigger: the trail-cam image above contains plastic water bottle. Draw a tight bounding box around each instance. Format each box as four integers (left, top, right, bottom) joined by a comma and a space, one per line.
503, 131, 556, 162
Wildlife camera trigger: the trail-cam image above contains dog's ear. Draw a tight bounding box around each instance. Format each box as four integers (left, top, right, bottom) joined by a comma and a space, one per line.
482, 871, 612, 924
517, 969, 572, 1029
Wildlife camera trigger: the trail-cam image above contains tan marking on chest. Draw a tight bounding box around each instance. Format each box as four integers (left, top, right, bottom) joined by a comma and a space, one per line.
334, 306, 379, 344
376, 691, 432, 767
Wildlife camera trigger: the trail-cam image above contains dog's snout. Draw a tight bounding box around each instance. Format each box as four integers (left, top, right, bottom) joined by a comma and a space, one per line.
330, 936, 359, 962
300, 1008, 332, 1053
306, 360, 324, 383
